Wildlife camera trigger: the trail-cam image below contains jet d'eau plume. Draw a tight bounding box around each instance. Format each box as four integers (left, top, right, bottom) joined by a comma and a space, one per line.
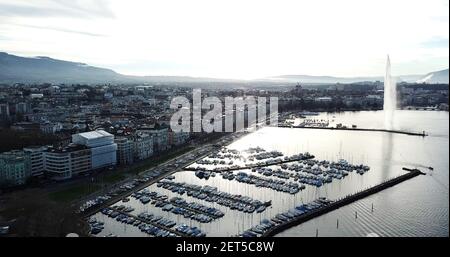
384, 55, 397, 130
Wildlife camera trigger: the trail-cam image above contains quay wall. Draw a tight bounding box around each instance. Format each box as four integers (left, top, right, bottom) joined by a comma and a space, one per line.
277, 125, 427, 137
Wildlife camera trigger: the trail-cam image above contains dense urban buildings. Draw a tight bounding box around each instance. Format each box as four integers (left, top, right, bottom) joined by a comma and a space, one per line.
23, 146, 47, 177
0, 81, 447, 188
44, 144, 91, 180
0, 150, 30, 186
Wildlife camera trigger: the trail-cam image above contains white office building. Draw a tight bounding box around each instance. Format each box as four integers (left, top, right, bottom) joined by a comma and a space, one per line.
72, 130, 117, 169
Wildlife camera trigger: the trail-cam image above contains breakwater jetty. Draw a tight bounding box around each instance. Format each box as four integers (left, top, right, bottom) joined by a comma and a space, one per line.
262, 168, 425, 237
277, 125, 427, 137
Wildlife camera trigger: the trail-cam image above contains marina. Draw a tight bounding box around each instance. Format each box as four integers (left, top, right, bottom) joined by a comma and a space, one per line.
156, 180, 272, 213
86, 142, 375, 236
130, 189, 225, 222
185, 148, 315, 172
83, 111, 448, 237
98, 205, 206, 237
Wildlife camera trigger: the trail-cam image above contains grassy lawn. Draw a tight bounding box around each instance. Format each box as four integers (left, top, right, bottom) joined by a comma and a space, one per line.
48, 146, 195, 203
128, 146, 195, 175
102, 173, 126, 184
0, 188, 89, 236
49, 184, 101, 203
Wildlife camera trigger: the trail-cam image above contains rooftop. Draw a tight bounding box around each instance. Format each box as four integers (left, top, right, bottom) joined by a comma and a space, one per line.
23, 145, 48, 151
0, 150, 27, 162
75, 130, 113, 140
45, 144, 88, 153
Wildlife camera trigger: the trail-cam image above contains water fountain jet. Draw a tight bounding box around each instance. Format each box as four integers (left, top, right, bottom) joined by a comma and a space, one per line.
384, 55, 397, 130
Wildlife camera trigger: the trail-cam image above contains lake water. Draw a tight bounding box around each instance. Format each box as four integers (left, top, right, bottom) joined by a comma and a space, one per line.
276, 110, 449, 237
92, 110, 449, 237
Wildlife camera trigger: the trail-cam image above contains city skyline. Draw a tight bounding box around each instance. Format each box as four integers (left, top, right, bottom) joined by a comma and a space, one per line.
0, 0, 448, 79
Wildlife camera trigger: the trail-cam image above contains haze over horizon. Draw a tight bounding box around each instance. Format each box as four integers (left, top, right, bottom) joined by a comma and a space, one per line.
0, 0, 448, 79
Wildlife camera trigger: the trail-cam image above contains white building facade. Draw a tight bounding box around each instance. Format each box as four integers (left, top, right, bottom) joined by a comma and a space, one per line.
133, 133, 154, 160
72, 130, 117, 170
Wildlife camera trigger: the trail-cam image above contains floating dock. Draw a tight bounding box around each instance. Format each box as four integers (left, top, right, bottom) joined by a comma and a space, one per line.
262, 168, 425, 237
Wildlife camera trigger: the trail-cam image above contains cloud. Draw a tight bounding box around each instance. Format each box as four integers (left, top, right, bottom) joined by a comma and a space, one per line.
0, 0, 114, 19
0, 3, 64, 17
10, 23, 107, 37
47, 0, 115, 18
0, 0, 448, 79
421, 37, 449, 49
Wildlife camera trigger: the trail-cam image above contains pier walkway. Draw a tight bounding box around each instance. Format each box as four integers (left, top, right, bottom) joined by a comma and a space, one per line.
262, 168, 425, 237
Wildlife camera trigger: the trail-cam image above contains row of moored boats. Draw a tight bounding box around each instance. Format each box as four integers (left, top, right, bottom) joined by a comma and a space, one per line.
98, 206, 205, 237
239, 197, 334, 237
229, 171, 305, 194
157, 180, 271, 213
79, 169, 165, 213
130, 189, 224, 223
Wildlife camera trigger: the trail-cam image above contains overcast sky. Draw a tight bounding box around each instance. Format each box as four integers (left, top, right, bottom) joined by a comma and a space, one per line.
0, 0, 448, 79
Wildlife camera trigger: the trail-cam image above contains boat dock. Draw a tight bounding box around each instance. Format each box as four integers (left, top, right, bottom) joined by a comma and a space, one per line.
276, 125, 427, 137
184, 156, 315, 172
80, 149, 214, 218
262, 168, 425, 237
157, 180, 270, 211
131, 192, 224, 220
102, 207, 190, 237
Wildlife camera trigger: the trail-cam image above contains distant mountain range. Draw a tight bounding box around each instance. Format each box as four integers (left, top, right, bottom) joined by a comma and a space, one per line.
265, 69, 449, 84
0, 52, 126, 84
415, 69, 449, 84
0, 52, 448, 85
0, 52, 235, 85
